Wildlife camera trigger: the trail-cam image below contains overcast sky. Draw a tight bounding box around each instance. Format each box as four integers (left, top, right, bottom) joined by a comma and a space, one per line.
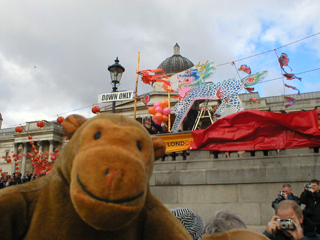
1, 0, 320, 128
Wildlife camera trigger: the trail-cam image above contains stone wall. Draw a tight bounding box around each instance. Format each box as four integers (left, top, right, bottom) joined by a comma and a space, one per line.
150, 147, 320, 233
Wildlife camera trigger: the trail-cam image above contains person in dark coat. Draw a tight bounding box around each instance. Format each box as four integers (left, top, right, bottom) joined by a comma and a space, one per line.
264, 200, 320, 240
300, 179, 320, 234
272, 184, 301, 210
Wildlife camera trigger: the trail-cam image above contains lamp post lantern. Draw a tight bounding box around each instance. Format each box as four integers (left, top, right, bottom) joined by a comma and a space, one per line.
108, 57, 125, 113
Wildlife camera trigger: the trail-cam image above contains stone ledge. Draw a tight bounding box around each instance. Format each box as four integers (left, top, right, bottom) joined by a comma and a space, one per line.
151, 157, 320, 186
159, 148, 320, 161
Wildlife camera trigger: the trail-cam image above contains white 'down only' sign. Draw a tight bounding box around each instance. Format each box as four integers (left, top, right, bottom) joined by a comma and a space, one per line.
98, 90, 134, 103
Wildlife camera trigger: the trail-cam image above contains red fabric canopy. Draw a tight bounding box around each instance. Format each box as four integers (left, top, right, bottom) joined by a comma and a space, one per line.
190, 109, 320, 151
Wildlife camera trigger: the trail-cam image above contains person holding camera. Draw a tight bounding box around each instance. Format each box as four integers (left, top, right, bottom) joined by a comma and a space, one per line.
272, 184, 301, 210
300, 179, 320, 234
264, 200, 319, 240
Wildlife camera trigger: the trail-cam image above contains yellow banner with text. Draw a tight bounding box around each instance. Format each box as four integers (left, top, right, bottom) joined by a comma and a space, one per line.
158, 133, 194, 153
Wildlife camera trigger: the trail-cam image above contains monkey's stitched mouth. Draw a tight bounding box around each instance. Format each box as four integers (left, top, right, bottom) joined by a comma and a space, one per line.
77, 174, 144, 204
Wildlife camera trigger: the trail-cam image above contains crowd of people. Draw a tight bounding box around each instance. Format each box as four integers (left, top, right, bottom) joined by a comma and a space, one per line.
1, 174, 320, 239
272, 181, 320, 231
170, 207, 265, 240
0, 172, 45, 189
168, 179, 320, 240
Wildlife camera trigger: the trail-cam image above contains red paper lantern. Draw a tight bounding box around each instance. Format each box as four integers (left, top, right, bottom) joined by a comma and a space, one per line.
54, 148, 59, 153
0, 168, 2, 172
15, 167, 19, 170
1, 172, 5, 177
28, 135, 33, 140
6, 158, 11, 163
37, 121, 45, 129
57, 116, 64, 124
15, 126, 23, 134
51, 156, 56, 161
15, 162, 19, 166
92, 105, 100, 114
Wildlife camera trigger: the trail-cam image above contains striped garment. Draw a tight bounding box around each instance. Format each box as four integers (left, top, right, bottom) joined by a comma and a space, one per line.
170, 207, 205, 240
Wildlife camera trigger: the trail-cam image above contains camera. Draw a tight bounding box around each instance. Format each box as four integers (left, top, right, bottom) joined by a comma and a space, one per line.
276, 218, 295, 230
306, 184, 312, 189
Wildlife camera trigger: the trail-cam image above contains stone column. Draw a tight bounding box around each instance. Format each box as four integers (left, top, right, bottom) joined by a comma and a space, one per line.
38, 141, 43, 154
49, 140, 54, 156
12, 143, 18, 174
21, 142, 28, 175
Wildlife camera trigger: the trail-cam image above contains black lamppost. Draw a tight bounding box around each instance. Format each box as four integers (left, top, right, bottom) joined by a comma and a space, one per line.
108, 57, 125, 113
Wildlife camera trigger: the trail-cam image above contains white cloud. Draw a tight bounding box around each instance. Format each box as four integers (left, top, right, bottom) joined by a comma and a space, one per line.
0, 0, 319, 128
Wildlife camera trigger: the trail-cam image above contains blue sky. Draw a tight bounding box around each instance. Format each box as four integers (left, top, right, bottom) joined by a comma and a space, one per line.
0, 0, 320, 128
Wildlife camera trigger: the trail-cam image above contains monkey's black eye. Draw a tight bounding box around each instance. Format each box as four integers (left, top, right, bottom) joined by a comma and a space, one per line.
94, 131, 102, 140
137, 141, 142, 151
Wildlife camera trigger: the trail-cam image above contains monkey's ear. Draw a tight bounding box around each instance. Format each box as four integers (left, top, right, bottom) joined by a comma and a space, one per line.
62, 114, 87, 139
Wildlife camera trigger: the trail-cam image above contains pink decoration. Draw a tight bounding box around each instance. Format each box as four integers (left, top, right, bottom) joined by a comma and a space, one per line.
152, 116, 162, 125
163, 107, 171, 115
155, 106, 163, 114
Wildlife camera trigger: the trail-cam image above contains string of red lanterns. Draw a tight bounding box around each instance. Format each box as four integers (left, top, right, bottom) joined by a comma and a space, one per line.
5, 108, 91, 175
12, 102, 103, 135
27, 135, 60, 172
2, 134, 61, 175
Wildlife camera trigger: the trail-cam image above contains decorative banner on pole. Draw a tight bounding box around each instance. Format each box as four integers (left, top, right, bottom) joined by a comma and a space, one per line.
166, 60, 268, 132
98, 90, 134, 103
